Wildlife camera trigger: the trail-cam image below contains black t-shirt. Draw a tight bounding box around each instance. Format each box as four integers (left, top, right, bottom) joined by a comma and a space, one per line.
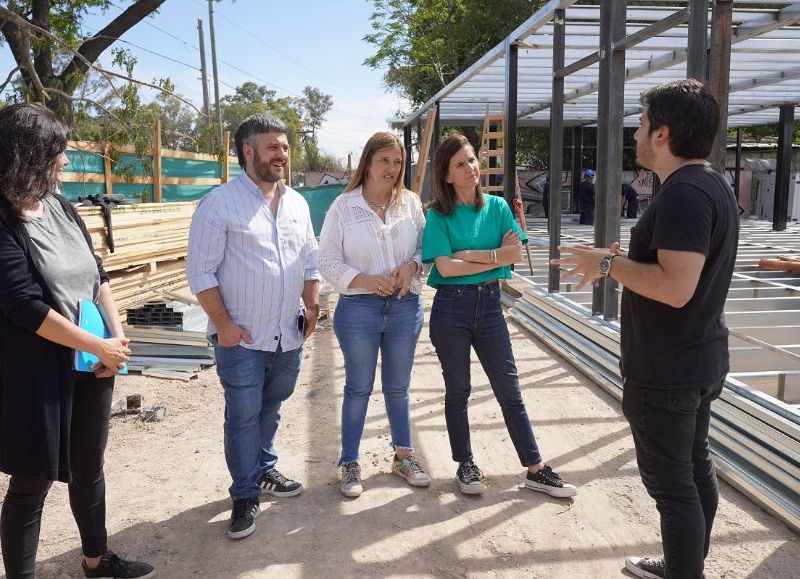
620, 163, 739, 389
579, 180, 595, 209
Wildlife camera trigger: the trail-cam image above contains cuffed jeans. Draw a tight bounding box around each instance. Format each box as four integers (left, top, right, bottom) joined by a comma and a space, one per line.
1, 372, 114, 578
622, 381, 723, 579
429, 282, 542, 467
333, 292, 423, 465
212, 338, 302, 500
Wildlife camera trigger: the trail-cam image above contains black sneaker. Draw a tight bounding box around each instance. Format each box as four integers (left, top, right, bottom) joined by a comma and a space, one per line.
227, 497, 260, 540
525, 465, 578, 498
259, 468, 303, 497
83, 550, 154, 578
456, 460, 487, 495
625, 556, 665, 579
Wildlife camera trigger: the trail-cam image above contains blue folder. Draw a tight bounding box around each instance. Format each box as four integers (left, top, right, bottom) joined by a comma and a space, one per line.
74, 298, 127, 374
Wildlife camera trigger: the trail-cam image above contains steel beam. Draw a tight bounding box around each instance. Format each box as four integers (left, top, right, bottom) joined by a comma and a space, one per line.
504, 41, 519, 209
774, 104, 794, 231
549, 10, 566, 292
613, 8, 689, 52
734, 127, 742, 201
687, 0, 709, 81
593, 0, 626, 318
709, 0, 733, 170
572, 127, 583, 213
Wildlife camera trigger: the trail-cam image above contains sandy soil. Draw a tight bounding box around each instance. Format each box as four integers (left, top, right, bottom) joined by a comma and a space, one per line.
2, 289, 799, 578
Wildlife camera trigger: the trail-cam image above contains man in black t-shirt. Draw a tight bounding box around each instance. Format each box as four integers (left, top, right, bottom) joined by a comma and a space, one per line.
552, 79, 738, 579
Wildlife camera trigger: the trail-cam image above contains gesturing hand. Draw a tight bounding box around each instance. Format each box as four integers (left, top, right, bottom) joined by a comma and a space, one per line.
550, 242, 620, 291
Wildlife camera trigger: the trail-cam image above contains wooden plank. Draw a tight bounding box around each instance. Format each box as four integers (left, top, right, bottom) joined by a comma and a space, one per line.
412, 105, 437, 195
153, 119, 162, 203
160, 177, 221, 186
67, 140, 103, 153
59, 172, 105, 183
161, 149, 219, 161
222, 130, 231, 184
141, 368, 197, 381
103, 143, 113, 196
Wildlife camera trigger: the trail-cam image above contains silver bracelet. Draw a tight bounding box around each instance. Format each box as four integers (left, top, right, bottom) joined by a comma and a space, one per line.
490, 249, 497, 264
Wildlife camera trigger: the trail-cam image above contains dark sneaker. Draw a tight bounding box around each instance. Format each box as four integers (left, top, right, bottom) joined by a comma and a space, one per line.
525, 465, 577, 498
227, 497, 260, 540
456, 460, 487, 495
259, 468, 303, 497
625, 556, 665, 579
340, 461, 363, 498
83, 550, 154, 578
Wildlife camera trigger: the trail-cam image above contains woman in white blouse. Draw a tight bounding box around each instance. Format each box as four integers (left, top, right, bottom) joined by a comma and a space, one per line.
319, 132, 430, 498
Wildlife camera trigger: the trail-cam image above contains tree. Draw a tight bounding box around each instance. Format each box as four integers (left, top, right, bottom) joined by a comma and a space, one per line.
364, 0, 545, 107
0, 1, 172, 124
296, 85, 333, 171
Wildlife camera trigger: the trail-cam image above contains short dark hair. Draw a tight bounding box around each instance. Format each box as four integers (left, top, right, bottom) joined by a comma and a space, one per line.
234, 113, 288, 169
0, 103, 69, 222
430, 134, 484, 216
640, 79, 720, 160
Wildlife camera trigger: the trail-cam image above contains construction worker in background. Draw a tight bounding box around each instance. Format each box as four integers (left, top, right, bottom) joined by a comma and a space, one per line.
578, 168, 596, 225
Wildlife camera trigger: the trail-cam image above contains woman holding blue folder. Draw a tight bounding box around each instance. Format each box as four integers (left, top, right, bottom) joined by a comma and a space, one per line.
0, 104, 153, 578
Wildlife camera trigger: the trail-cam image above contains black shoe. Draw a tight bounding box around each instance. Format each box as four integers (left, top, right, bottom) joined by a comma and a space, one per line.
625, 556, 665, 579
259, 468, 304, 497
456, 460, 487, 495
525, 465, 578, 498
227, 497, 260, 540
83, 550, 154, 578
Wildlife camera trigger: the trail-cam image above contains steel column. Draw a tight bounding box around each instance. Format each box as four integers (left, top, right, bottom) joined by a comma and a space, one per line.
504, 40, 519, 209
709, 0, 732, 170
548, 9, 566, 293
593, 0, 626, 319
774, 104, 794, 232
572, 126, 583, 213
734, 128, 742, 202
687, 0, 709, 82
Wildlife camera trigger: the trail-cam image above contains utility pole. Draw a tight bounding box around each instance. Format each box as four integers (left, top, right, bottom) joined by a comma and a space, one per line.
207, 0, 224, 146
197, 19, 211, 125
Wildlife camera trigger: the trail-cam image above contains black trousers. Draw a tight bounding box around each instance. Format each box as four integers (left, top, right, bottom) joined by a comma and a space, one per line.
622, 381, 723, 579
1, 372, 114, 578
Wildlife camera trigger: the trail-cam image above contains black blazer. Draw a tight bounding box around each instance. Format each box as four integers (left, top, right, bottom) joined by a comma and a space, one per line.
0, 194, 109, 482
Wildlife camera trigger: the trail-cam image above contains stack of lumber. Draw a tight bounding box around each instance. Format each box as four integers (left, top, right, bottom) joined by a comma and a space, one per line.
77, 202, 197, 320
125, 326, 214, 381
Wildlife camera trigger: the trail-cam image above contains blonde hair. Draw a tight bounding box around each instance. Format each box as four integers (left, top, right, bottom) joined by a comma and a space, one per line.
345, 131, 408, 206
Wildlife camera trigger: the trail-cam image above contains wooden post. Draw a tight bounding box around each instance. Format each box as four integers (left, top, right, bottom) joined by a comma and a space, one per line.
103, 142, 113, 196
222, 130, 230, 184
413, 106, 437, 195
152, 119, 163, 203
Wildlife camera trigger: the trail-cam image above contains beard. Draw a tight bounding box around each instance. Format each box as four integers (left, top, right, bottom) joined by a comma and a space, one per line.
635, 140, 654, 170
252, 149, 284, 183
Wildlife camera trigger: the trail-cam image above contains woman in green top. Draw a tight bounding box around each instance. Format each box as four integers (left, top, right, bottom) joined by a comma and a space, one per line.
422, 134, 577, 498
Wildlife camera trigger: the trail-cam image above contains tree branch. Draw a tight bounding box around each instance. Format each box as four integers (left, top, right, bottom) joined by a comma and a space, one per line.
0, 6, 205, 117
60, 0, 167, 91
0, 66, 21, 94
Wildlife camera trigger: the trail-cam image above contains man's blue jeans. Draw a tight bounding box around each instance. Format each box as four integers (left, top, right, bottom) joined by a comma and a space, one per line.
333, 292, 423, 465
429, 282, 542, 467
212, 338, 302, 500
622, 381, 723, 579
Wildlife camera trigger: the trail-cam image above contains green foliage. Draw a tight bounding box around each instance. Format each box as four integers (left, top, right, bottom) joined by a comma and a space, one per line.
296, 86, 333, 171
364, 0, 545, 106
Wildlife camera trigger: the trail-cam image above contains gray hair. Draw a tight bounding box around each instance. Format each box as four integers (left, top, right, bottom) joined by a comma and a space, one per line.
234, 113, 288, 169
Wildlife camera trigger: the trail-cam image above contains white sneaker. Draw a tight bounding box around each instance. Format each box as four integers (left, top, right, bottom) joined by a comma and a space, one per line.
456, 460, 487, 495
392, 454, 432, 487
340, 461, 363, 498
625, 556, 665, 579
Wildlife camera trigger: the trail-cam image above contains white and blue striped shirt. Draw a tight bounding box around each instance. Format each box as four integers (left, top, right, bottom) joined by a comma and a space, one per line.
187, 172, 320, 352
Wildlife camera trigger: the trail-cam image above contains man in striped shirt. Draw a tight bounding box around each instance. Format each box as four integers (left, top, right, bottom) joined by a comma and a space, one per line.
187, 114, 320, 541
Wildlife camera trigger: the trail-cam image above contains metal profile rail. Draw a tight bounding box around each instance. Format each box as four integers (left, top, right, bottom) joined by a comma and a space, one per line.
502, 278, 800, 533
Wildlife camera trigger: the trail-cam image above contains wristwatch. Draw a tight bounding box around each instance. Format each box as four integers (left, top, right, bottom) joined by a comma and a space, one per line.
598, 253, 618, 277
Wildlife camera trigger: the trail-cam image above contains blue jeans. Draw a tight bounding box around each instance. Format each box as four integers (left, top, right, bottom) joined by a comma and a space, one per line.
212, 338, 302, 500
429, 282, 542, 466
333, 292, 423, 465
622, 381, 723, 579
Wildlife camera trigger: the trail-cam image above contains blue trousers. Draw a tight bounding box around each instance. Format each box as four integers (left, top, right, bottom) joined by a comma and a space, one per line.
333, 292, 423, 465
213, 339, 302, 500
429, 282, 542, 466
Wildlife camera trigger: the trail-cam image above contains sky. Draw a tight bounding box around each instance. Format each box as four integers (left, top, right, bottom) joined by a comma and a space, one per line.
0, 0, 410, 163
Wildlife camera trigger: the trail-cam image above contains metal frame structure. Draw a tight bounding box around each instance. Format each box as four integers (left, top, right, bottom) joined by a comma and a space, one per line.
400, 0, 800, 532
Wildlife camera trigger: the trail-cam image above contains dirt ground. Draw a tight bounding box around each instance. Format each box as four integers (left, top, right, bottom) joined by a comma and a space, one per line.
2, 289, 799, 578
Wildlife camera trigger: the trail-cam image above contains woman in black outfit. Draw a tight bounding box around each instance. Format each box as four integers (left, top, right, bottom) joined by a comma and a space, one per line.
0, 104, 154, 578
